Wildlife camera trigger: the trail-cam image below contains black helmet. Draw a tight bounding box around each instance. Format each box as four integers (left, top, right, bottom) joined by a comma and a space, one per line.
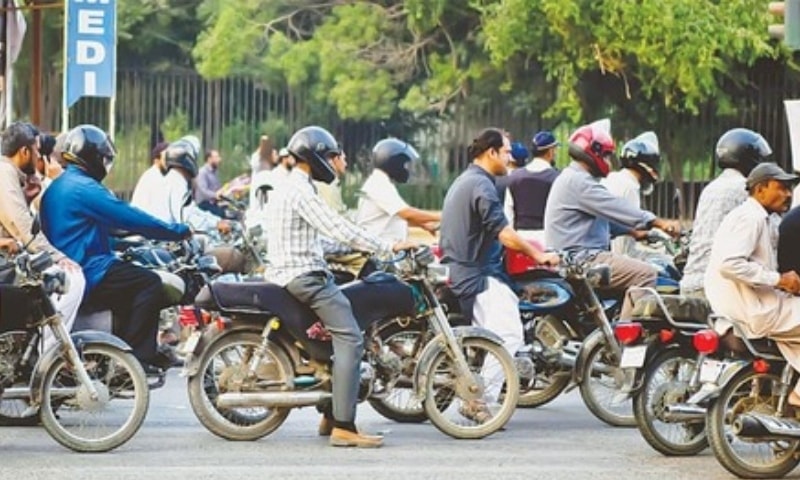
715, 128, 771, 176
287, 126, 340, 184
164, 135, 200, 178
372, 138, 419, 184
620, 131, 661, 186
62, 124, 116, 182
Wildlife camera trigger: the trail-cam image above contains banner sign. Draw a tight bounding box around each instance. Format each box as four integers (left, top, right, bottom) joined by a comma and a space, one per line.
65, 0, 116, 108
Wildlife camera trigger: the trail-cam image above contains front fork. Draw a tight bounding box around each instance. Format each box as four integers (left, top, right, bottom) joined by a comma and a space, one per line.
46, 314, 99, 400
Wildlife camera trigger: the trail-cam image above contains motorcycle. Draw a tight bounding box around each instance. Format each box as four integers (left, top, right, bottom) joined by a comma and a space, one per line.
73, 238, 223, 389
183, 246, 520, 440
0, 246, 149, 452
612, 287, 710, 455
678, 318, 800, 478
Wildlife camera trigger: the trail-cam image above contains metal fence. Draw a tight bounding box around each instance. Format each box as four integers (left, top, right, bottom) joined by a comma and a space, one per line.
16, 62, 800, 219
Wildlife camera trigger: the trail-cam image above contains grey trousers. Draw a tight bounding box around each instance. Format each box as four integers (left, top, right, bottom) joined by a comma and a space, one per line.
589, 251, 658, 320
286, 271, 364, 423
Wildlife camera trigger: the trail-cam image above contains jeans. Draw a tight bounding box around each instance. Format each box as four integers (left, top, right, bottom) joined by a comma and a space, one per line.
82, 262, 165, 364
286, 271, 363, 423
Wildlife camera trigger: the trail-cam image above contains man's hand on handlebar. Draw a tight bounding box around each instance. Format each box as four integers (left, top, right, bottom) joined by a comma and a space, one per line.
778, 271, 800, 295
0, 238, 19, 254
391, 240, 419, 253
651, 218, 682, 239
534, 251, 560, 267
217, 220, 232, 235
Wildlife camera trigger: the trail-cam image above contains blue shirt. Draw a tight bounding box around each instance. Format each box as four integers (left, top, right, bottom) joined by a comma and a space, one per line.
40, 166, 190, 293
440, 165, 509, 299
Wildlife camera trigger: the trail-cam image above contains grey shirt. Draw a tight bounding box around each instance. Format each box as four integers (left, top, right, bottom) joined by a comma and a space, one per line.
440, 165, 509, 299
194, 163, 221, 204
544, 162, 656, 253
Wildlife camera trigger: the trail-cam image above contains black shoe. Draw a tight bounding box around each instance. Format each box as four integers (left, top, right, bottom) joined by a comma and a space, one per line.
150, 345, 184, 370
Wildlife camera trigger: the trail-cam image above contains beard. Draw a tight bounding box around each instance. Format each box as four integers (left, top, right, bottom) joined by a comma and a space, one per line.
20, 157, 36, 175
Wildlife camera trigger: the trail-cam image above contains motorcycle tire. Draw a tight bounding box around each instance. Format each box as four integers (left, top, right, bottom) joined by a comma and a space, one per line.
518, 371, 570, 408
578, 338, 636, 427
633, 348, 707, 456
707, 368, 800, 479
39, 344, 149, 452
422, 336, 519, 439
187, 330, 292, 441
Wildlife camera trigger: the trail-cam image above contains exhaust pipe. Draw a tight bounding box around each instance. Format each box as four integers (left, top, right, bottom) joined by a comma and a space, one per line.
662, 403, 706, 422
733, 412, 800, 439
215, 391, 332, 409
1, 387, 32, 400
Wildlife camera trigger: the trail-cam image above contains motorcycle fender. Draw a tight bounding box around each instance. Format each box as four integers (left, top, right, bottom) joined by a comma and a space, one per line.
686, 359, 749, 405
182, 320, 264, 377
30, 330, 133, 402
412, 326, 504, 400
573, 328, 605, 384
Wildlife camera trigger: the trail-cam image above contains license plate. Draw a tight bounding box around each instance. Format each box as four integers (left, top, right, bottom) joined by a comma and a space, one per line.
699, 358, 725, 384
179, 330, 202, 356
619, 345, 648, 368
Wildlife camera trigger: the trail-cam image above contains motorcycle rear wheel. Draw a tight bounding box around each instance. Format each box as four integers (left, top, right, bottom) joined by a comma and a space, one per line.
633, 348, 707, 456
422, 337, 519, 439
39, 344, 149, 452
707, 368, 800, 479
518, 370, 570, 408
579, 338, 635, 427
187, 331, 292, 441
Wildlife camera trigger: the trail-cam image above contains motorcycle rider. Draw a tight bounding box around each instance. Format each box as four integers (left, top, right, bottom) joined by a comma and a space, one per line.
39, 124, 191, 372
355, 138, 441, 243
504, 130, 561, 245
601, 132, 662, 256
130, 141, 169, 213
495, 140, 528, 204
137, 136, 231, 236
543, 120, 680, 320
680, 128, 771, 299
704, 162, 800, 407
440, 127, 559, 422
265, 125, 416, 448
0, 122, 86, 352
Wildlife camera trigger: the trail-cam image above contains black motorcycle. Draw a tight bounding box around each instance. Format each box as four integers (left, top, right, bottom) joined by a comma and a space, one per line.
0, 248, 149, 452
612, 287, 710, 455
183, 246, 520, 440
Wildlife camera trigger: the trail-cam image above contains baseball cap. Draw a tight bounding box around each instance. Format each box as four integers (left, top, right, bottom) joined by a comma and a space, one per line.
532, 131, 559, 151
510, 141, 529, 166
278, 147, 289, 158
745, 162, 799, 190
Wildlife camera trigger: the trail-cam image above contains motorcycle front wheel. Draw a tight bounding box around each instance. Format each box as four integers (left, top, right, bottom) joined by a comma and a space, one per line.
187, 330, 292, 441
707, 368, 800, 479
422, 336, 519, 439
39, 344, 149, 452
578, 338, 635, 427
633, 348, 707, 456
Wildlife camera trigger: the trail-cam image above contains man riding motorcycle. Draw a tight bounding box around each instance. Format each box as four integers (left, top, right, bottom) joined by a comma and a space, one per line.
264, 125, 416, 448
40, 124, 191, 373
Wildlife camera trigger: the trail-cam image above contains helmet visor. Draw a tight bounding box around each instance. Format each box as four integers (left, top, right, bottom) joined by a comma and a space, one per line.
103, 154, 115, 174
754, 134, 773, 158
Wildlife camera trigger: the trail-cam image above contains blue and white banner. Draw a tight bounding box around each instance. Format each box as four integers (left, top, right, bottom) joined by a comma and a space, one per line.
64, 0, 116, 108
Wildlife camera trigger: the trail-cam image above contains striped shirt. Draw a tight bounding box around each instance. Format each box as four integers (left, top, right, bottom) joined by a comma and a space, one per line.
264, 168, 393, 286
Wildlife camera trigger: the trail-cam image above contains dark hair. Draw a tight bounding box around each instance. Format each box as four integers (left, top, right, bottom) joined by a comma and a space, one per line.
467, 128, 506, 159
1, 122, 37, 157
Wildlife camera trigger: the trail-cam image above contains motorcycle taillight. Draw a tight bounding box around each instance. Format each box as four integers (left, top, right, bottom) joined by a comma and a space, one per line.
614, 322, 643, 345
178, 306, 199, 327
692, 329, 719, 354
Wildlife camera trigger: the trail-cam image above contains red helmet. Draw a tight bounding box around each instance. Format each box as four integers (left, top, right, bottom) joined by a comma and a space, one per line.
568, 120, 615, 177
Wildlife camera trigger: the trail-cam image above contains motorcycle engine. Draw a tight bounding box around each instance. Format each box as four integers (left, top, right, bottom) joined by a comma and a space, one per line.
530, 315, 570, 362
0, 331, 29, 389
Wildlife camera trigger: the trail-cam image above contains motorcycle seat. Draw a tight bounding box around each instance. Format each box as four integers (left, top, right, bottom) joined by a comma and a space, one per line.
720, 331, 782, 357
629, 293, 710, 324
195, 272, 415, 332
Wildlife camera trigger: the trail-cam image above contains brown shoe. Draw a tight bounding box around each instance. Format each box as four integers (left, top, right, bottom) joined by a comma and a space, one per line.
318, 416, 334, 437
329, 427, 383, 448
459, 400, 493, 424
